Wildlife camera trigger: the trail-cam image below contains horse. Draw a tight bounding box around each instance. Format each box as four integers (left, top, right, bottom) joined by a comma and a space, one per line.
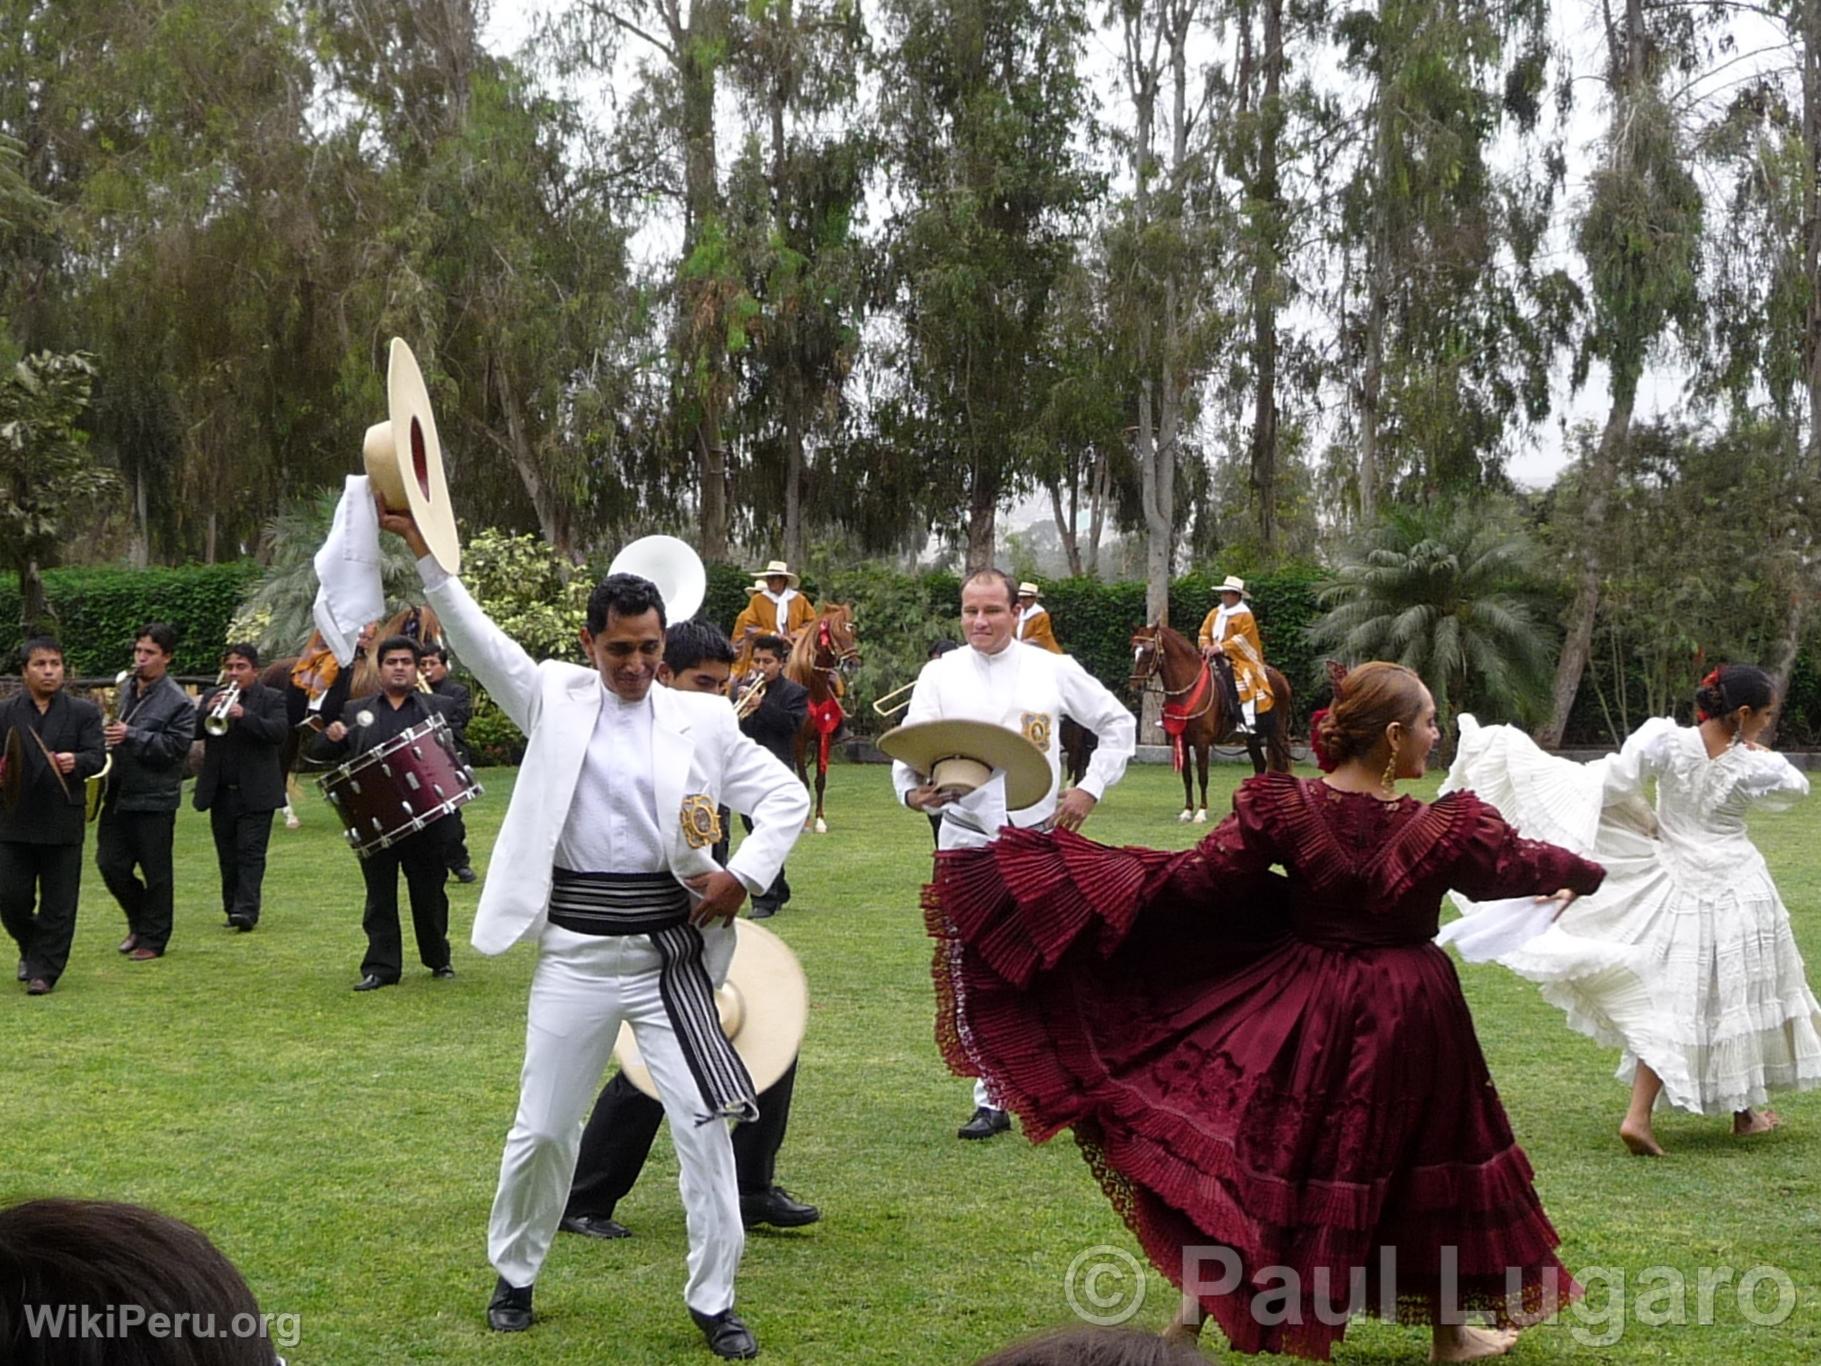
1058, 717, 1098, 788
786, 604, 860, 834
1129, 622, 1293, 822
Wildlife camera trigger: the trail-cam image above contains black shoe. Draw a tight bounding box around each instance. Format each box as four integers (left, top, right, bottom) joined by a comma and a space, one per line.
486, 1277, 533, 1332
689, 1306, 758, 1360
454, 866, 478, 884
352, 974, 394, 992
431, 965, 456, 980
26, 977, 51, 996
117, 933, 138, 954
749, 905, 776, 920
228, 914, 255, 932
558, 1213, 631, 1240
958, 1105, 1011, 1140
740, 1186, 820, 1229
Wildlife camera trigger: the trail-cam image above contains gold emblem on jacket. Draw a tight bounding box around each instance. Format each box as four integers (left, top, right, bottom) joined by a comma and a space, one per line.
1021, 711, 1052, 750
681, 794, 722, 849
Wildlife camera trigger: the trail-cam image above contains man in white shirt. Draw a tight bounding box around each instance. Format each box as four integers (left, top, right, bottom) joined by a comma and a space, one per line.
380, 507, 807, 1360
893, 568, 1137, 1139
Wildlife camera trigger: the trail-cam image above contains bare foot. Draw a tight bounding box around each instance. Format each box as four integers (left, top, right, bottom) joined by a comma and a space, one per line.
1733, 1108, 1782, 1137
1431, 1324, 1521, 1361
1619, 1119, 1664, 1156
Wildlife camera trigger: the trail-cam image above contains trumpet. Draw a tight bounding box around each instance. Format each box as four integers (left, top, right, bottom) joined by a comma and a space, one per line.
205, 682, 242, 736
871, 679, 918, 718
733, 676, 768, 721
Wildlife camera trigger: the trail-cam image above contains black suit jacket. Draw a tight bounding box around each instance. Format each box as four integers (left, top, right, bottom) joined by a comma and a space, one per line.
738, 675, 809, 770
192, 681, 289, 813
106, 675, 199, 813
0, 691, 106, 845
309, 690, 452, 767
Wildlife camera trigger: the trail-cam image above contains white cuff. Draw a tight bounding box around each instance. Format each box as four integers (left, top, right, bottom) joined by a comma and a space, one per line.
417, 553, 451, 591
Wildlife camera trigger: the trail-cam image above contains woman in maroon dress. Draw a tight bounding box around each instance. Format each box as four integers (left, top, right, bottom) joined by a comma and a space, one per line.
926, 663, 1604, 1362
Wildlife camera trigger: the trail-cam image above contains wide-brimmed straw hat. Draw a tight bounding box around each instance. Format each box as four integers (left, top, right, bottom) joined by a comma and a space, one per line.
612, 919, 808, 1098
1214, 575, 1249, 597
748, 560, 800, 587
878, 717, 1052, 812
363, 338, 462, 573
1017, 581, 1041, 598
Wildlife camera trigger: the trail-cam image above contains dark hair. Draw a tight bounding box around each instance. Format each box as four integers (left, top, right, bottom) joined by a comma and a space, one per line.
1695, 664, 1775, 723
0, 1197, 275, 1365
420, 644, 448, 665
752, 633, 790, 659
961, 568, 1019, 608
222, 643, 260, 668
374, 634, 421, 665
929, 639, 960, 659
135, 623, 178, 656
975, 1325, 1207, 1366
1314, 661, 1429, 766
664, 620, 735, 673
586, 573, 667, 635
21, 635, 63, 665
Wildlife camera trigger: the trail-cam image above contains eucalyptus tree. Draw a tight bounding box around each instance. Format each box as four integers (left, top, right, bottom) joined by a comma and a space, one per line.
1537, 0, 1709, 746
877, 0, 1099, 570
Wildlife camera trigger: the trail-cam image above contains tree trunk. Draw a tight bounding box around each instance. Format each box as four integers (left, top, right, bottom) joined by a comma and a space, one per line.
1535, 391, 1633, 747
678, 1, 730, 560
1047, 478, 1083, 577
205, 509, 217, 565
1358, 79, 1393, 527
784, 418, 804, 568
1247, 0, 1284, 556
131, 466, 149, 569
19, 558, 52, 637
1086, 449, 1108, 578
965, 463, 997, 570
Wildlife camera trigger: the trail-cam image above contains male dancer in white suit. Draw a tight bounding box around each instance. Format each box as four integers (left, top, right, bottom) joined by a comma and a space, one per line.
381, 508, 808, 1360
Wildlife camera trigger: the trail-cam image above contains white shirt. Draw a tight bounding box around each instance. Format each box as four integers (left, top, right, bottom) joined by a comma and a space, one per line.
762, 587, 799, 612
891, 639, 1137, 850
553, 688, 664, 873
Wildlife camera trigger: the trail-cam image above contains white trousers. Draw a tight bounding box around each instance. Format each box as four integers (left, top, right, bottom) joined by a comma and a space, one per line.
488, 922, 742, 1315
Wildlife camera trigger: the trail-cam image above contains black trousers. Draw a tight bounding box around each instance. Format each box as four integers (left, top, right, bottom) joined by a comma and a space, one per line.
0, 840, 83, 986
566, 1058, 801, 1218
358, 826, 450, 981
97, 808, 177, 952
442, 808, 471, 872
739, 813, 790, 913
209, 790, 274, 925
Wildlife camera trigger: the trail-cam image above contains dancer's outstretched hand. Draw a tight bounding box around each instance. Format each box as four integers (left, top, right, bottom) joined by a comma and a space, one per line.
1537, 888, 1579, 920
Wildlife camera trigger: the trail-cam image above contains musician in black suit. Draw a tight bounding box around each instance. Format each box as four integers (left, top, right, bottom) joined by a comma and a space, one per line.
0, 637, 106, 995
99, 623, 199, 961
735, 634, 809, 919
193, 643, 289, 932
312, 635, 455, 991
420, 643, 476, 885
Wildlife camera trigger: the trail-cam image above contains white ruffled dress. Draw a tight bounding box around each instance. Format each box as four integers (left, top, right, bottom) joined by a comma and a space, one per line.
1442, 715, 1821, 1115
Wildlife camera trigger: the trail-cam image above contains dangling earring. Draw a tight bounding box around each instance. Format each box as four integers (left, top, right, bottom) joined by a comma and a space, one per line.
1381, 749, 1400, 796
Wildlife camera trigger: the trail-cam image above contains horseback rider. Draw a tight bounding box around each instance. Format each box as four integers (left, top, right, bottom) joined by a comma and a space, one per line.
1197, 576, 1275, 741
1012, 583, 1062, 654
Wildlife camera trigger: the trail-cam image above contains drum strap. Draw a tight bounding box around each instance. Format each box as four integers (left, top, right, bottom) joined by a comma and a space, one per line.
547, 869, 758, 1126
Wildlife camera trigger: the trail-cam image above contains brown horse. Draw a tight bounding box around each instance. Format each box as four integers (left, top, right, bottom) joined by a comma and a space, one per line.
786, 604, 860, 834
1129, 623, 1292, 822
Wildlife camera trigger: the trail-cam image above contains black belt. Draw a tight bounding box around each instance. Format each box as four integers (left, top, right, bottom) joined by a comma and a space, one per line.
547, 868, 690, 936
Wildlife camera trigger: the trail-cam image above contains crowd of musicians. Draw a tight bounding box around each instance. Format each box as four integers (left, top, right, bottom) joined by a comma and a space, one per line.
0, 548, 1286, 1361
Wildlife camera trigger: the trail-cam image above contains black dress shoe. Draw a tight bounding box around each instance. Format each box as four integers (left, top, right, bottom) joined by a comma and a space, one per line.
431, 965, 456, 980
689, 1306, 758, 1359
748, 905, 776, 920
228, 914, 255, 932
454, 866, 478, 884
26, 977, 52, 996
558, 1213, 630, 1239
117, 933, 138, 954
486, 1277, 533, 1332
958, 1105, 1012, 1140
740, 1185, 820, 1229
352, 974, 394, 992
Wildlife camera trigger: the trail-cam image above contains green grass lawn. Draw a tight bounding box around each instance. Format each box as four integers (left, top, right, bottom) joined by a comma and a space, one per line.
5, 760, 1818, 1364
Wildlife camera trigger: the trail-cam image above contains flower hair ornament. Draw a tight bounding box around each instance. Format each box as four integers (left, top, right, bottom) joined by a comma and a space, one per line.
1694, 666, 1725, 724
1308, 659, 1351, 773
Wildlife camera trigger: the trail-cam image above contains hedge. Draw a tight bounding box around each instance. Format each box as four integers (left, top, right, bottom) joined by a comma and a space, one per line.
0, 564, 261, 675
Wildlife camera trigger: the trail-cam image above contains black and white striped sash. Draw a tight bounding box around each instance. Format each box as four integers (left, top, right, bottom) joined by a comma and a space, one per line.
548, 869, 758, 1125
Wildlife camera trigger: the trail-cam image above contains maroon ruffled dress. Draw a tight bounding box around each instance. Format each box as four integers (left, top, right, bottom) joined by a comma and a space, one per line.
926, 774, 1606, 1360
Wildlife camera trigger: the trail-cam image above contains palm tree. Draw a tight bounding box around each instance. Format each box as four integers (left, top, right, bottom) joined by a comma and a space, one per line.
1311, 503, 1554, 736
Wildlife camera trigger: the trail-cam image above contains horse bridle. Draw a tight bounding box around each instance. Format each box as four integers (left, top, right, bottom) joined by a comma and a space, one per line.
814, 616, 861, 677
1130, 629, 1217, 719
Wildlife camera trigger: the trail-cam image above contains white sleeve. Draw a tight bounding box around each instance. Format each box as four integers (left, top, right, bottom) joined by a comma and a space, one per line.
1056, 654, 1137, 802
1601, 717, 1678, 805
716, 707, 811, 892
891, 659, 944, 808
1735, 749, 1810, 810
418, 555, 541, 734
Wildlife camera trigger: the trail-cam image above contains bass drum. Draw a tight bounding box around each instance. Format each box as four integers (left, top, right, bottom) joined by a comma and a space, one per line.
317, 713, 481, 859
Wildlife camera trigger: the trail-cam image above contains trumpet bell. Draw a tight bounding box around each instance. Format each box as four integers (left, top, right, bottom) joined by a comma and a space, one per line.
608, 535, 706, 624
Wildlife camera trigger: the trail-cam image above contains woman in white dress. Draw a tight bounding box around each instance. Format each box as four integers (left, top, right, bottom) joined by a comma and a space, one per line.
1444, 665, 1821, 1155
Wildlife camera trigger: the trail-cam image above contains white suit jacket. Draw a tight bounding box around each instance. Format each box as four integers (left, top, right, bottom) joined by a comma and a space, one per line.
421, 564, 810, 955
